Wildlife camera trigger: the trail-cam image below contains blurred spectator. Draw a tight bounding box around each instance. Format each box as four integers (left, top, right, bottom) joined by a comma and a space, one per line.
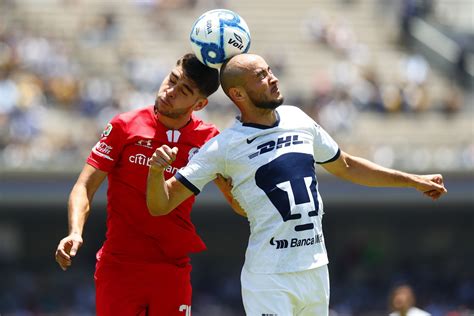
389, 284, 431, 316
80, 12, 119, 47
318, 88, 357, 135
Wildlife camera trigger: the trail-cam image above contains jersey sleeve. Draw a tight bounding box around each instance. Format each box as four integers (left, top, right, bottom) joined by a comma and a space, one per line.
295, 108, 339, 165
86, 116, 126, 173
312, 122, 340, 164
175, 136, 224, 195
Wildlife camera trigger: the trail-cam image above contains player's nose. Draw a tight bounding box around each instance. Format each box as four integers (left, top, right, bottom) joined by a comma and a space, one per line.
269, 73, 279, 84
165, 86, 177, 99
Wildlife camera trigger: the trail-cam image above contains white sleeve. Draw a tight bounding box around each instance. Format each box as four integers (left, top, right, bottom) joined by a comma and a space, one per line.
312, 122, 340, 164
175, 137, 224, 195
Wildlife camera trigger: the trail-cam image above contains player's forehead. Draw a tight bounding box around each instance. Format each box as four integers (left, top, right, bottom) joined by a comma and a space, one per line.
169, 65, 199, 90
242, 55, 269, 75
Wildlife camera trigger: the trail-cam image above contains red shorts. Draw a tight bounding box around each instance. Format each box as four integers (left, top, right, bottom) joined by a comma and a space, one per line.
94, 254, 192, 316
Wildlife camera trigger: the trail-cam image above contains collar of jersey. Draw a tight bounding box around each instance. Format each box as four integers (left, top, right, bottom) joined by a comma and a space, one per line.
240, 111, 280, 130
154, 109, 196, 132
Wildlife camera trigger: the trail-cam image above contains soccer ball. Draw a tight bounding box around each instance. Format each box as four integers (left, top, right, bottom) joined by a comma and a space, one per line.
190, 9, 251, 69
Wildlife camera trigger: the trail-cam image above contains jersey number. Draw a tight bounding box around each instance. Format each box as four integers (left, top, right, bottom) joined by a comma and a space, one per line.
255, 153, 319, 232
179, 304, 191, 316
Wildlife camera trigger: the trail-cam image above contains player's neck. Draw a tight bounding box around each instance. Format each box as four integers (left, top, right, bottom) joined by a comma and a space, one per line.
156, 114, 192, 130
240, 108, 277, 127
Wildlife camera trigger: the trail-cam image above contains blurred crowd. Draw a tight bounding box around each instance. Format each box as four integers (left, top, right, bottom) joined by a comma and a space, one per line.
0, 0, 471, 172
301, 1, 466, 137
0, 0, 472, 314
1, 255, 473, 315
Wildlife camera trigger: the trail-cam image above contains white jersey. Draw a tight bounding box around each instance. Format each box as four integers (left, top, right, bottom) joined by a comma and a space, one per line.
176, 106, 340, 274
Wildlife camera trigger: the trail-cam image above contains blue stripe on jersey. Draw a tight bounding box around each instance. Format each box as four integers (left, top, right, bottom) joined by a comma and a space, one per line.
317, 148, 341, 164
175, 172, 201, 195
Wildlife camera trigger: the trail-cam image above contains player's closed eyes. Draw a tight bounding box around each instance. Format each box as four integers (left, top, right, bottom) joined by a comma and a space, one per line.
167, 78, 190, 97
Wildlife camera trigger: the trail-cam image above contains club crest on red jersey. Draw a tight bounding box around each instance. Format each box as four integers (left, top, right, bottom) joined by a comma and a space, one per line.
101, 123, 113, 138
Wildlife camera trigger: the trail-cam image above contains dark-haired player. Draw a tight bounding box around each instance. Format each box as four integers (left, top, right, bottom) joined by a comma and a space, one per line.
55, 53, 231, 316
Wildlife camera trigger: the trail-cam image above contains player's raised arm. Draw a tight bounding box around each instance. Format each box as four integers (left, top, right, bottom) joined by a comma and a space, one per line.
147, 145, 195, 216
321, 150, 447, 200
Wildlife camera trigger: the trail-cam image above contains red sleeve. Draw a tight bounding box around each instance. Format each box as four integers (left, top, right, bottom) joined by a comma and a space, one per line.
86, 116, 126, 173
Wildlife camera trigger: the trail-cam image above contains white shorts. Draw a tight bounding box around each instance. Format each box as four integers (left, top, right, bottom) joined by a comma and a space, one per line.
241, 264, 330, 316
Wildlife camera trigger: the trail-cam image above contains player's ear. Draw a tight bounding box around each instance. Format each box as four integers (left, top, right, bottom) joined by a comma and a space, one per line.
229, 87, 245, 103
193, 98, 208, 111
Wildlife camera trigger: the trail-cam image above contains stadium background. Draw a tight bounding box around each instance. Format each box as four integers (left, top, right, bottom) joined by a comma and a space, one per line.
0, 0, 473, 315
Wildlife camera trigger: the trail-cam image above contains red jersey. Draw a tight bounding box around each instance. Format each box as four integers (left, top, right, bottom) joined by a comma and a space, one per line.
87, 106, 219, 265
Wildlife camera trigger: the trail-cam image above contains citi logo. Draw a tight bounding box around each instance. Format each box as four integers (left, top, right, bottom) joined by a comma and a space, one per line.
129, 154, 151, 166
228, 33, 244, 50
166, 130, 181, 143
270, 237, 288, 249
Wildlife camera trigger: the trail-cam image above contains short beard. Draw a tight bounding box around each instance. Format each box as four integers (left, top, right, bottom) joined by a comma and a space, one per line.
254, 96, 284, 110
154, 101, 190, 119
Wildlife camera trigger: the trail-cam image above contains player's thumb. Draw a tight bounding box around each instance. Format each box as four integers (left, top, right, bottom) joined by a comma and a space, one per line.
431, 181, 447, 193
70, 241, 80, 257
171, 147, 178, 156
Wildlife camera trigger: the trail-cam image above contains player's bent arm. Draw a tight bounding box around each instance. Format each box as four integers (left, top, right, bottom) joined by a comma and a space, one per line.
147, 168, 194, 216
322, 150, 447, 199
147, 145, 195, 216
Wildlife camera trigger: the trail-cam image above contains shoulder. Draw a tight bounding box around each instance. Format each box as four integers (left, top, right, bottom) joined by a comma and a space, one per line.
105, 106, 154, 138
277, 105, 306, 115
186, 114, 219, 144
277, 105, 316, 128
197, 126, 238, 152
113, 106, 152, 126
278, 105, 312, 122
191, 115, 219, 134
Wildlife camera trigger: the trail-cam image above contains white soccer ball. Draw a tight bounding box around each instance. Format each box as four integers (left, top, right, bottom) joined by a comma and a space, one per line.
190, 9, 251, 69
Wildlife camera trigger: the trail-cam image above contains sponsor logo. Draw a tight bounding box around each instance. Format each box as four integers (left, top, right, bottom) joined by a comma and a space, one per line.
94, 142, 112, 155
228, 33, 244, 50
206, 19, 212, 34
129, 154, 181, 174
188, 147, 199, 160
101, 123, 113, 137
92, 141, 114, 161
270, 237, 288, 249
129, 154, 150, 166
166, 130, 181, 143
248, 134, 307, 159
269, 234, 323, 250
136, 139, 153, 149
246, 136, 259, 144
